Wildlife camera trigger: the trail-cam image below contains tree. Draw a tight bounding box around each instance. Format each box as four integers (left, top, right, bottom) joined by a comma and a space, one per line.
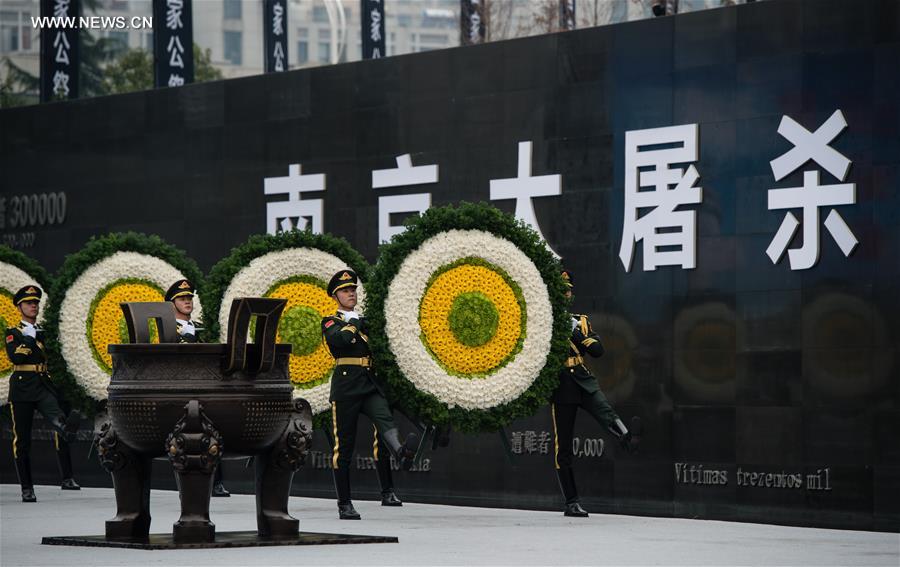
101, 44, 222, 95
0, 57, 40, 108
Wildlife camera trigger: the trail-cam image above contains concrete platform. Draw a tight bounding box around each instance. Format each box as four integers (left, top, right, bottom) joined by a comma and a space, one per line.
2, 484, 897, 566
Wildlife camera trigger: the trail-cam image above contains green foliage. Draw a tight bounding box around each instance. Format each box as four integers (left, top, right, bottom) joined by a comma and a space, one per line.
0, 246, 50, 290
102, 44, 222, 95
279, 305, 324, 357
366, 202, 570, 433
448, 291, 499, 347
42, 233, 204, 415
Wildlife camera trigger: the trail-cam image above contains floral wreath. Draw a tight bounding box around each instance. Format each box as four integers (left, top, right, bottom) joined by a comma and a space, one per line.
44, 233, 204, 408
204, 231, 370, 422
366, 202, 570, 433
0, 246, 51, 402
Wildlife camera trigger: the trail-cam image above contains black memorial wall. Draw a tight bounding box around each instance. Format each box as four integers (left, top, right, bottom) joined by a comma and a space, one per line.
1, 0, 898, 531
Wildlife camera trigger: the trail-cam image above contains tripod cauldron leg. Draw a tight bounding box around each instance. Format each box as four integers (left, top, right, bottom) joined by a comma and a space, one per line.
96, 416, 153, 539
256, 398, 313, 537
166, 400, 222, 544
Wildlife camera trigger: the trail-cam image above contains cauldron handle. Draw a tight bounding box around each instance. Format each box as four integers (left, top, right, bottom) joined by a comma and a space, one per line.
222, 297, 287, 374
119, 302, 179, 343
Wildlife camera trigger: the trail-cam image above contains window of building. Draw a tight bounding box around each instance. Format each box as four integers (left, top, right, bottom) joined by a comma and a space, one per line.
224, 30, 242, 65
317, 29, 331, 63
297, 29, 309, 64
145, 31, 153, 50
1, 11, 20, 52
312, 6, 329, 22
224, 0, 242, 20
109, 0, 129, 11
108, 30, 129, 54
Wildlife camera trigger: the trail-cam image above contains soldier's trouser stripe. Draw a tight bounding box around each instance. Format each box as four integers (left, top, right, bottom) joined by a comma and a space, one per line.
54, 432, 60, 451
372, 425, 379, 461
10, 402, 18, 459
551, 403, 559, 470
331, 402, 340, 470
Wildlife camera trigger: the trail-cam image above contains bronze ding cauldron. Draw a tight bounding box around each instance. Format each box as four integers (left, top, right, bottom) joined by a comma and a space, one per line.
93, 298, 312, 544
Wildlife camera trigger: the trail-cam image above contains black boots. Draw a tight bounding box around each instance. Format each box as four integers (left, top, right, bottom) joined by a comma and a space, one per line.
376, 451, 403, 506
556, 468, 588, 517
381, 428, 417, 471
607, 417, 642, 453
15, 456, 36, 502
211, 465, 230, 497
21, 487, 36, 502
60, 478, 81, 490
333, 467, 360, 519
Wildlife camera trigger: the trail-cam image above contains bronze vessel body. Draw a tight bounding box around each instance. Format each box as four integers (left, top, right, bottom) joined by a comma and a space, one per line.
94, 299, 312, 544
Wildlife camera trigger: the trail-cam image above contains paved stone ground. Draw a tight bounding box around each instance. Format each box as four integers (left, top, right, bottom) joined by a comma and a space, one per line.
1, 485, 897, 566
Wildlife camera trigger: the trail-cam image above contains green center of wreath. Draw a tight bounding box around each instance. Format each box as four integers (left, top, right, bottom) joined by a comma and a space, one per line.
278, 305, 323, 357
116, 316, 158, 343
0, 316, 7, 333
447, 291, 499, 347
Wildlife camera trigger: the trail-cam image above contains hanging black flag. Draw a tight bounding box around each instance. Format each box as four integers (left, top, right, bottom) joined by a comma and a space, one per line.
460, 0, 485, 46
153, 0, 194, 88
560, 0, 576, 31
40, 0, 80, 102
264, 0, 288, 72
361, 0, 386, 59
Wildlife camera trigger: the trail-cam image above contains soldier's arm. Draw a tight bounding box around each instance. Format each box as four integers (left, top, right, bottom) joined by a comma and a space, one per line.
574, 316, 605, 358
322, 317, 358, 349
5, 329, 35, 364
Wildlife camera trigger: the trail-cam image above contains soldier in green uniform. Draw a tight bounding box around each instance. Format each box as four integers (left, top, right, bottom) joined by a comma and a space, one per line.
165, 279, 229, 497
5, 285, 81, 502
550, 270, 641, 517
322, 269, 417, 520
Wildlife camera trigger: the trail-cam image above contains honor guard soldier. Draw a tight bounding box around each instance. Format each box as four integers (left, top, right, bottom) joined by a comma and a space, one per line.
322, 269, 417, 520
165, 279, 229, 497
5, 285, 81, 502
550, 270, 641, 517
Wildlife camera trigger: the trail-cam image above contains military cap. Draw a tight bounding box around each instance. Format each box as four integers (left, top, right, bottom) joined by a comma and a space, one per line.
14, 285, 42, 305
327, 270, 358, 296
560, 269, 574, 288
165, 279, 195, 302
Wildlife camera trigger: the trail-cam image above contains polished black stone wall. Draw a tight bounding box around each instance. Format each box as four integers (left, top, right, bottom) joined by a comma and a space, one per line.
1, 0, 897, 531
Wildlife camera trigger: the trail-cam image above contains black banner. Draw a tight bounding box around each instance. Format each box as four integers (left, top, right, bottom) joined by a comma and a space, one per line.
39, 0, 80, 102
264, 0, 288, 72
153, 0, 194, 88
560, 0, 576, 31
460, 0, 485, 46
360, 0, 386, 59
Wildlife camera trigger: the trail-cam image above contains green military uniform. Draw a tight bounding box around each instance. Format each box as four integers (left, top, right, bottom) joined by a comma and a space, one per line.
322, 270, 415, 519
550, 270, 637, 517
165, 279, 228, 496
5, 285, 80, 502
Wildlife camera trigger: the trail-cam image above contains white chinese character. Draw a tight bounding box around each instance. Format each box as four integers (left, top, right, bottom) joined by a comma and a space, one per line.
167, 74, 185, 87
53, 32, 70, 65
370, 9, 382, 42
264, 164, 326, 234
510, 431, 523, 454
372, 154, 438, 243
522, 430, 538, 454
766, 110, 857, 270
53, 0, 70, 18
489, 141, 562, 257
371, 47, 381, 58
273, 42, 285, 72
166, 0, 184, 30
619, 124, 703, 272
167, 35, 185, 68
52, 70, 70, 96
273, 2, 284, 35
538, 431, 551, 455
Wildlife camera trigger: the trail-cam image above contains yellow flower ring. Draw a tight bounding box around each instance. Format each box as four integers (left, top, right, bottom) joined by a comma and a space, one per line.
87, 279, 165, 372
263, 276, 336, 389
419, 261, 525, 377
0, 258, 49, 401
